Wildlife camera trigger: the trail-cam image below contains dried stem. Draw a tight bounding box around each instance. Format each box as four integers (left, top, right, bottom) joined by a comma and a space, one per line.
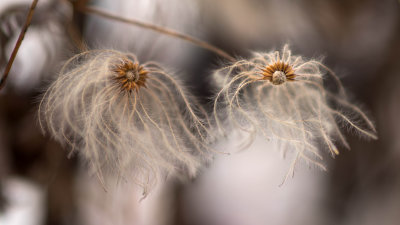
79, 6, 236, 62
0, 0, 39, 90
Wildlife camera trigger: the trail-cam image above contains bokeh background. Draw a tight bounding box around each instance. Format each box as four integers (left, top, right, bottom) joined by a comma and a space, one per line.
0, 0, 399, 224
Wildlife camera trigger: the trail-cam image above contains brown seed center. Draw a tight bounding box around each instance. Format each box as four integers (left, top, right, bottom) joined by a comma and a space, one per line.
113, 59, 148, 92
126, 70, 140, 82
261, 62, 296, 85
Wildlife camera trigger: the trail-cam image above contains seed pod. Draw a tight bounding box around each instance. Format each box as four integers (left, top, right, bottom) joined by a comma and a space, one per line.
39, 50, 212, 195
213, 45, 377, 175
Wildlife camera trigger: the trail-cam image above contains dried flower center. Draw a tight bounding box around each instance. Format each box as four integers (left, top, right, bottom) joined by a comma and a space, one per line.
113, 59, 148, 92
261, 61, 296, 85
272, 71, 286, 85
126, 70, 140, 82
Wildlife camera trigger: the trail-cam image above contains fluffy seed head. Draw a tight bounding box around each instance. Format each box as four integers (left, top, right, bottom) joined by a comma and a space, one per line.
213, 44, 377, 175
39, 50, 213, 195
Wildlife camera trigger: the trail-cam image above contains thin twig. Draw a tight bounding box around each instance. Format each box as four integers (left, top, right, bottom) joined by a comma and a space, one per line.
80, 6, 236, 62
0, 0, 39, 90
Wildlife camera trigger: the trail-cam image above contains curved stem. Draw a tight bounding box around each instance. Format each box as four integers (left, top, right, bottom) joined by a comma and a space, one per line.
80, 6, 236, 62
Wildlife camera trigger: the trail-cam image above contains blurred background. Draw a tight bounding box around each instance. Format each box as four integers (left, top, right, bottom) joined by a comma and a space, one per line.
0, 0, 399, 224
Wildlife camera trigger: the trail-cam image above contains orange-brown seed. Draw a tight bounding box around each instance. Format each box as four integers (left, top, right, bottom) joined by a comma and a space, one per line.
112, 59, 148, 92
261, 61, 296, 85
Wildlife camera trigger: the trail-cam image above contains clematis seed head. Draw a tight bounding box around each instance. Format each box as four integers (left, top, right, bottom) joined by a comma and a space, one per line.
39, 49, 214, 196
212, 44, 377, 177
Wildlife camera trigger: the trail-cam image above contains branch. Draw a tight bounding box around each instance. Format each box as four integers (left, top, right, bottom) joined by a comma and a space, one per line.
80, 6, 236, 62
0, 0, 39, 90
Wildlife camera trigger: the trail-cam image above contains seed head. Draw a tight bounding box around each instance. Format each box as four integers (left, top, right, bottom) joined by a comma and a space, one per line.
39, 50, 213, 195
213, 45, 377, 175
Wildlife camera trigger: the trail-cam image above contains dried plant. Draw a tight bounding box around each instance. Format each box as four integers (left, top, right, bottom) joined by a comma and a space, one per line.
39, 49, 213, 196
213, 45, 377, 176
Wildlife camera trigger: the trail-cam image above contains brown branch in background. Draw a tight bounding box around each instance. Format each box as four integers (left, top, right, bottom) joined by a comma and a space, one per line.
0, 0, 39, 90
67, 0, 89, 51
80, 6, 236, 62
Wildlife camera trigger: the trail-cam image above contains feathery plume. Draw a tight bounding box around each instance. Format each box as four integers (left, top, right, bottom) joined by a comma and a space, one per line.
39, 50, 212, 195
213, 44, 377, 175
